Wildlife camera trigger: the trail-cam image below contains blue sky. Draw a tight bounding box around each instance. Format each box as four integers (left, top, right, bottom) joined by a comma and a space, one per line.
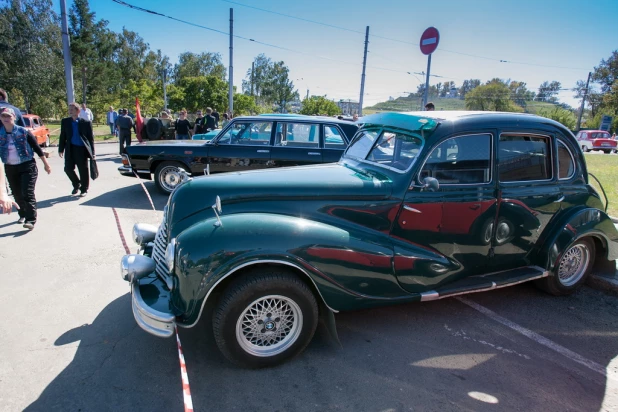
59, 0, 618, 108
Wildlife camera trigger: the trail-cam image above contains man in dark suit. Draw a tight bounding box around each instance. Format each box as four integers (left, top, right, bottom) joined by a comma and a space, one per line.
58, 102, 95, 197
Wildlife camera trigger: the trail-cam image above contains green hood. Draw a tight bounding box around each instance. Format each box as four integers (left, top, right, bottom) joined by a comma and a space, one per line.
168, 163, 393, 225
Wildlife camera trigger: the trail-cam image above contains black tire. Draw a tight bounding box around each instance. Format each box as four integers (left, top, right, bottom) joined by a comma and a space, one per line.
154, 161, 189, 195
212, 268, 319, 368
535, 238, 595, 296
604, 150, 613, 154
146, 118, 162, 140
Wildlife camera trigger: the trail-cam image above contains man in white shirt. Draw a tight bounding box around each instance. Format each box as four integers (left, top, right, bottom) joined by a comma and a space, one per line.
79, 103, 93, 122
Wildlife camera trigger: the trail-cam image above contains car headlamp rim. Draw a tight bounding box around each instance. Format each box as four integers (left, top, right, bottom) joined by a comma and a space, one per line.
132, 223, 158, 246
165, 238, 176, 272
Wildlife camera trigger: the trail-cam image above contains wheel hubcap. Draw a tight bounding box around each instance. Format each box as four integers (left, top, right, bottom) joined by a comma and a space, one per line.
236, 295, 302, 357
558, 244, 590, 287
496, 221, 511, 243
160, 166, 184, 192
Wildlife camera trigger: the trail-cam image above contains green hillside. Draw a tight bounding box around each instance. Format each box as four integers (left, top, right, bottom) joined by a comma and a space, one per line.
364, 96, 560, 115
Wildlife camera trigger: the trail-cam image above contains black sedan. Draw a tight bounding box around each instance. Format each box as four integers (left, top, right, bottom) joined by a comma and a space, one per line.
119, 115, 359, 194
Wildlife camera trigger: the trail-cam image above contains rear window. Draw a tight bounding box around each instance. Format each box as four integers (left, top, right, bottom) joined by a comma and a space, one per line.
590, 132, 611, 139
499, 134, 552, 182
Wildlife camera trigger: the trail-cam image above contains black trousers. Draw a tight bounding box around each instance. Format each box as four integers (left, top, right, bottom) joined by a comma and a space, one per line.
119, 130, 131, 155
5, 159, 38, 223
64, 144, 90, 192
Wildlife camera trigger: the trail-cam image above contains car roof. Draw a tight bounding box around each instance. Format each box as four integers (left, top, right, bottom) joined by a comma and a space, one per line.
360, 111, 570, 134
236, 114, 356, 126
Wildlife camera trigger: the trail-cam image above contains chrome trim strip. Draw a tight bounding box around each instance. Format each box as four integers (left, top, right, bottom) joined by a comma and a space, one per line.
256, 149, 270, 153
131, 281, 175, 338
420, 291, 439, 301
403, 205, 422, 213
308, 152, 320, 155
180, 259, 339, 329
118, 165, 132, 172
419, 269, 549, 302
557, 140, 576, 181
136, 169, 151, 174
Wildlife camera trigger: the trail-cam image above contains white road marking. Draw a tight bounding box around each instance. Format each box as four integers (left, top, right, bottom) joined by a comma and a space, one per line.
457, 297, 617, 383
444, 324, 531, 360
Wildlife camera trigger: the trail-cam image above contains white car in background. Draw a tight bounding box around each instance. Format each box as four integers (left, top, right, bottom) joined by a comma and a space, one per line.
575, 130, 617, 154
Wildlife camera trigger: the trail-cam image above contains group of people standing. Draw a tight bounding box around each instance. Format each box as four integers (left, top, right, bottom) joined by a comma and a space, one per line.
176, 107, 228, 139
106, 106, 135, 155
0, 89, 95, 231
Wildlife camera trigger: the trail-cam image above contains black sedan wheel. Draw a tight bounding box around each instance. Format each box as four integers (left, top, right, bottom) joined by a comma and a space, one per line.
154, 161, 189, 195
536, 238, 595, 296
212, 269, 319, 368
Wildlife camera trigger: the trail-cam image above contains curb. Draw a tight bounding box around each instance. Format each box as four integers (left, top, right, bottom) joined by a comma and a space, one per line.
587, 273, 618, 296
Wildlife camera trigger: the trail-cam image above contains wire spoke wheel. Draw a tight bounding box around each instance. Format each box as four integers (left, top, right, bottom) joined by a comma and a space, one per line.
158, 165, 184, 193
235, 295, 303, 357
558, 243, 590, 287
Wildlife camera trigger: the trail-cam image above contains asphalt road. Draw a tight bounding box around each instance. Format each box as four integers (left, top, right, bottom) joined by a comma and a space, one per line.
1, 143, 617, 412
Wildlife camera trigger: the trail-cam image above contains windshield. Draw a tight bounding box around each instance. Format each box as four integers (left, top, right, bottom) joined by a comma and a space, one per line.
343, 129, 423, 171
22, 117, 31, 127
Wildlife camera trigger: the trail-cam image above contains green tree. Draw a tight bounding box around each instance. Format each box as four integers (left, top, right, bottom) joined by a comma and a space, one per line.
509, 81, 535, 107
233, 93, 258, 115
536, 81, 561, 103
465, 81, 523, 112
459, 79, 481, 100
538, 106, 577, 130
591, 50, 618, 94
170, 76, 228, 113
300, 96, 340, 116
173, 52, 226, 82
0, 0, 65, 117
242, 54, 272, 104
262, 61, 298, 111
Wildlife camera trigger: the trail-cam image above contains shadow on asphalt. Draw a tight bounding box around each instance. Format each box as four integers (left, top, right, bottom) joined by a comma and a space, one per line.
81, 183, 167, 211
0, 228, 31, 238
37, 195, 81, 209
24, 285, 616, 411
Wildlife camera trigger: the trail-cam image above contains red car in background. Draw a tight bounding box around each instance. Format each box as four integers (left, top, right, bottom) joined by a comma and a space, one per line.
575, 130, 616, 154
22, 114, 51, 147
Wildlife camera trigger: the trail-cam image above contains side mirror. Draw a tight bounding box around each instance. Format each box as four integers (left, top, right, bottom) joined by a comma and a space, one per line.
422, 177, 439, 192
410, 176, 440, 192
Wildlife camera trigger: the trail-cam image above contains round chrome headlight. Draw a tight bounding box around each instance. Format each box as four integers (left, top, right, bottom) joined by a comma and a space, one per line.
165, 238, 176, 272
132, 223, 158, 246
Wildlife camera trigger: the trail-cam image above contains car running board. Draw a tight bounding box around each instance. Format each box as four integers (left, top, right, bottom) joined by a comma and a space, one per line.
420, 266, 548, 301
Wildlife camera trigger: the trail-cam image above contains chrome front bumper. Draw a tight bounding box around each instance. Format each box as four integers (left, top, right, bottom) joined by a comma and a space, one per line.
117, 165, 134, 176
122, 253, 175, 338
131, 278, 175, 338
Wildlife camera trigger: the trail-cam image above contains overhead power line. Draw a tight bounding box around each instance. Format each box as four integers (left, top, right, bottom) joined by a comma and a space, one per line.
110, 0, 455, 78
222, 0, 589, 72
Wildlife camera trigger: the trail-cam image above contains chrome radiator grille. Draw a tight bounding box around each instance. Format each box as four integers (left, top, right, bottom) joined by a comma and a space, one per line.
152, 213, 170, 283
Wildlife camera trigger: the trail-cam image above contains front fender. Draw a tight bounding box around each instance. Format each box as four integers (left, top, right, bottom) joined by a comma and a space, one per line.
534, 207, 618, 271
171, 213, 407, 326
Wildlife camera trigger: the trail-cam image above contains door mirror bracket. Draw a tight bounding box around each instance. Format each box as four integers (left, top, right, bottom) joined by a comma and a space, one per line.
410, 177, 440, 192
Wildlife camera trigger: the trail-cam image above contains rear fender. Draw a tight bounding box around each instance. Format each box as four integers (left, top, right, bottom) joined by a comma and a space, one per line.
534, 208, 618, 272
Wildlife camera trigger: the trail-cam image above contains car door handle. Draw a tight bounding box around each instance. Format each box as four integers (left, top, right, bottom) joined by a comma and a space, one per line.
469, 204, 481, 210
554, 195, 565, 203
403, 205, 422, 213
308, 152, 320, 156
256, 149, 270, 153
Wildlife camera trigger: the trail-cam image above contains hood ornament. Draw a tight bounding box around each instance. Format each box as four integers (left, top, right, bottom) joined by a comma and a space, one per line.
212, 195, 223, 227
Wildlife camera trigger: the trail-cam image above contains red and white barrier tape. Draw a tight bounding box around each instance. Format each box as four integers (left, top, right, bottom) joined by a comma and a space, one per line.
175, 325, 194, 412
112, 207, 131, 255
112, 194, 195, 411
132, 170, 157, 212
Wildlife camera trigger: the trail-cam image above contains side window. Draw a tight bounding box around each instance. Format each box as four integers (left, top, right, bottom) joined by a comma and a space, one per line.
275, 123, 318, 148
557, 141, 575, 179
216, 121, 272, 145
324, 125, 345, 148
32, 117, 40, 127
499, 134, 552, 182
420, 134, 491, 184
581, 132, 587, 139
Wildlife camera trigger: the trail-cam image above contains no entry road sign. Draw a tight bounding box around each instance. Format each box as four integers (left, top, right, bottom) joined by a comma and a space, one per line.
420, 27, 440, 55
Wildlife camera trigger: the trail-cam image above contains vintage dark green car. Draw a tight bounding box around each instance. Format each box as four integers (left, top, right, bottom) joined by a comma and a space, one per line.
121, 111, 618, 368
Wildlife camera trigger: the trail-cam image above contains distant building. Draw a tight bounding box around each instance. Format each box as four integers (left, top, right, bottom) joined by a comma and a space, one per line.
388, 96, 394, 101
337, 100, 359, 115
446, 87, 458, 99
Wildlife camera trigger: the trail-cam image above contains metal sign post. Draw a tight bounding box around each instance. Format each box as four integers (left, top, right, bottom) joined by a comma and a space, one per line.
419, 27, 440, 110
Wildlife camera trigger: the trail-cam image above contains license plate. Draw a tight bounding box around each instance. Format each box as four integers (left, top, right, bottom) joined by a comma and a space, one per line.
602, 143, 611, 147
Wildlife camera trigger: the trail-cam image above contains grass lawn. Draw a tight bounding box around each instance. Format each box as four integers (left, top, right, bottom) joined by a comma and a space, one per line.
584, 153, 618, 217
46, 121, 117, 144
